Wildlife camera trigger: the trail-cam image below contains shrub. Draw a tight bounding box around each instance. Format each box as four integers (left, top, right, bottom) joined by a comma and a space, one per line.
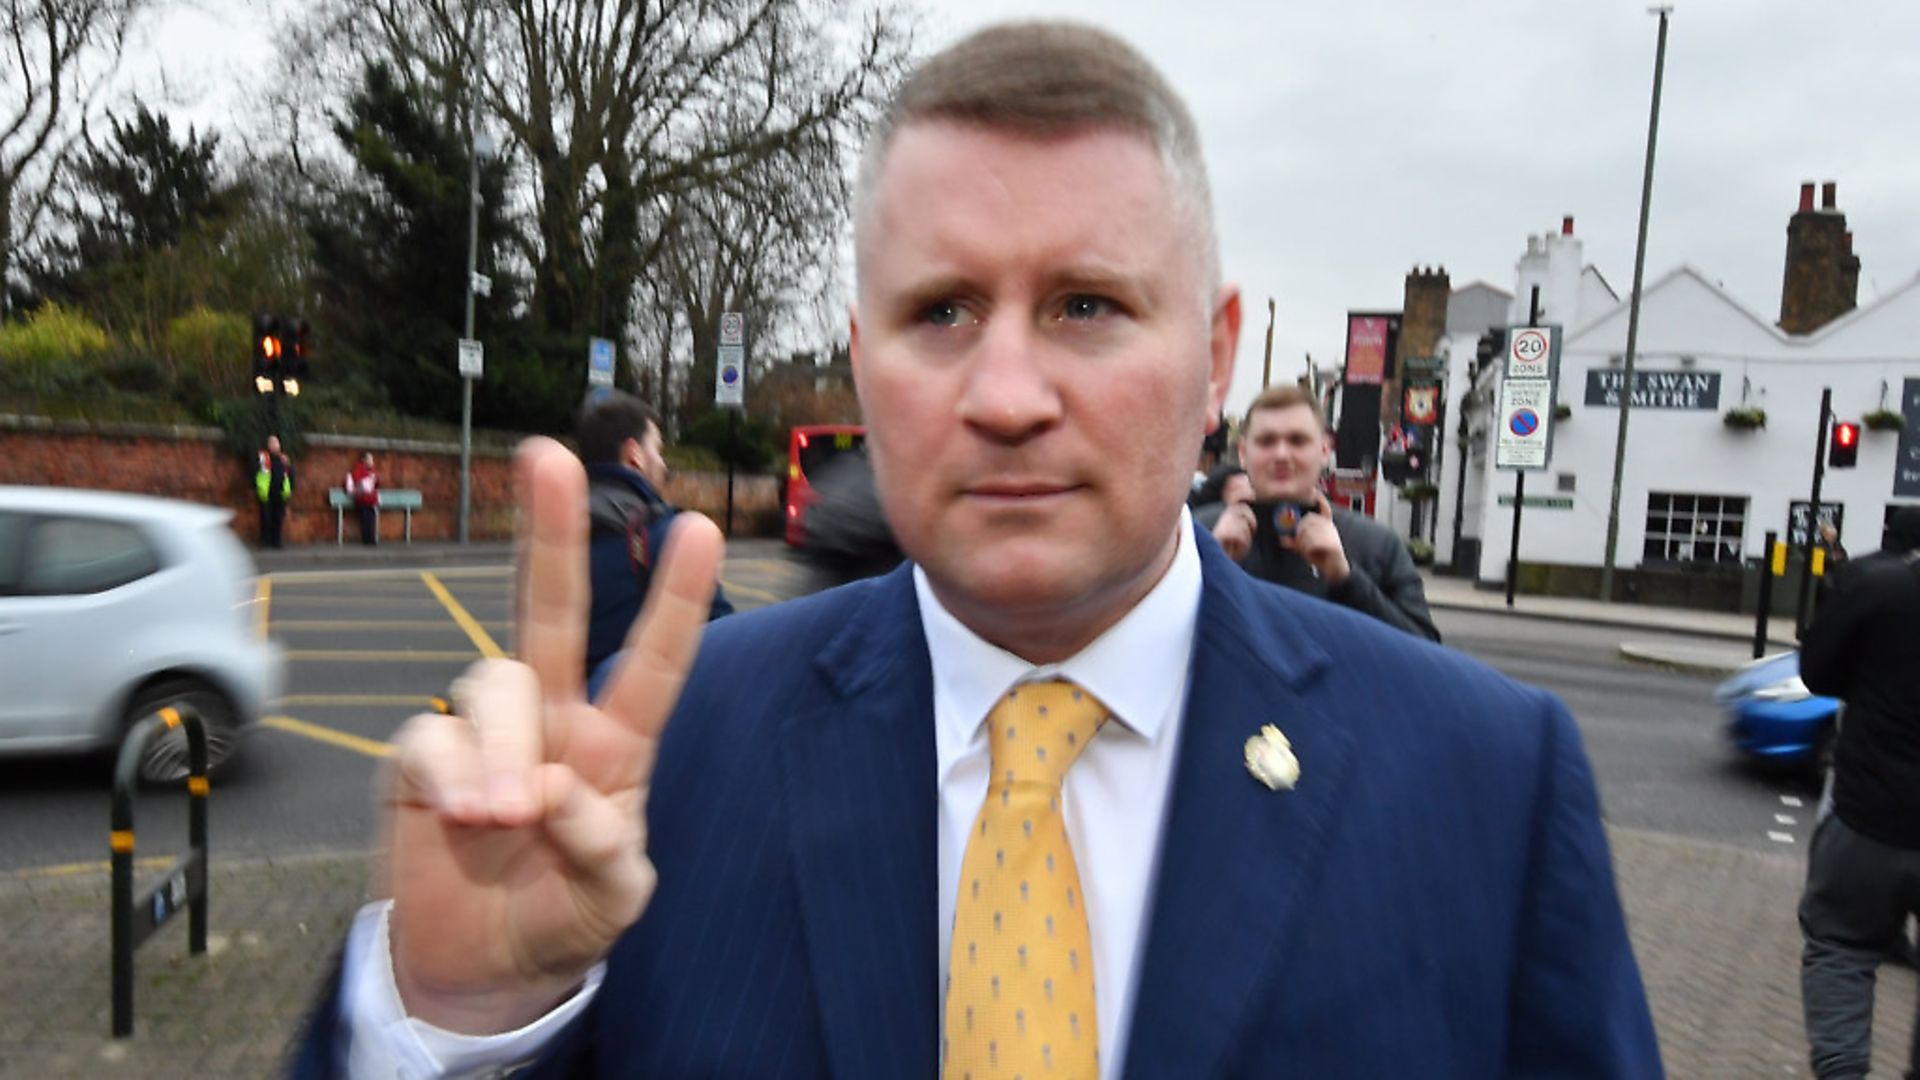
0, 304, 113, 387
165, 307, 250, 395
683, 409, 776, 472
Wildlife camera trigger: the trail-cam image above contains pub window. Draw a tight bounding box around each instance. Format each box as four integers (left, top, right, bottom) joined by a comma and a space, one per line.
1642, 492, 1747, 565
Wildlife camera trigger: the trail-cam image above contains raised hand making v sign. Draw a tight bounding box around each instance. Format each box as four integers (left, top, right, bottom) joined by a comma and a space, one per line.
383, 437, 722, 1035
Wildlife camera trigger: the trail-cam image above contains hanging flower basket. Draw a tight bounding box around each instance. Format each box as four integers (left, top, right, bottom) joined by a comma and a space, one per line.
1864, 408, 1904, 432
1722, 407, 1767, 431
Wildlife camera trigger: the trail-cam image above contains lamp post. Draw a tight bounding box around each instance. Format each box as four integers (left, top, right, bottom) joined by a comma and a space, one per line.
1599, 5, 1673, 603
458, 124, 493, 545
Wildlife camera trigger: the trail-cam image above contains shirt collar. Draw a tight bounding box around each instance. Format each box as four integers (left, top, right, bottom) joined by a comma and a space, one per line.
914, 507, 1203, 748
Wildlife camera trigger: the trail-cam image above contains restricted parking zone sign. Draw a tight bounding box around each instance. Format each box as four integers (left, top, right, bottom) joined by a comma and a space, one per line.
1495, 380, 1553, 469
1495, 323, 1559, 471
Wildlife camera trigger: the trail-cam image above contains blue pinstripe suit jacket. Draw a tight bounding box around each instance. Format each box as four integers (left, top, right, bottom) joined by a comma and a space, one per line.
295, 523, 1661, 1077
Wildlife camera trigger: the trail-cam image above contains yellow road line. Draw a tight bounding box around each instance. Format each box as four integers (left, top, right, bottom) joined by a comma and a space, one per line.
14, 855, 174, 881
257, 578, 272, 638
726, 557, 807, 577
261, 716, 395, 758
260, 595, 452, 607
275, 695, 443, 707
286, 650, 480, 662
269, 620, 512, 632
267, 565, 513, 584
720, 579, 787, 605
422, 572, 508, 659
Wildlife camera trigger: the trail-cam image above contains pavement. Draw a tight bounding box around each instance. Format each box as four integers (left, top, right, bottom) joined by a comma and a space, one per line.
1420, 569, 1798, 676
3, 829, 1909, 1076
1, 543, 1905, 1075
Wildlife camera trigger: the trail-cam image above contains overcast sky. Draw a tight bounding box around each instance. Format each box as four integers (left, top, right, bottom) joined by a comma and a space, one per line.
140, 0, 1920, 414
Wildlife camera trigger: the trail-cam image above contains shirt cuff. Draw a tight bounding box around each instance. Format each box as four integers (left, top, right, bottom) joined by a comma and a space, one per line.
342, 900, 606, 1078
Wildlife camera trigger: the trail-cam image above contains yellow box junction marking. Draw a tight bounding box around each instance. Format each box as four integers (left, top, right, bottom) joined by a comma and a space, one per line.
275, 695, 445, 708
262, 716, 396, 759
422, 572, 507, 659
257, 577, 273, 638
284, 650, 483, 662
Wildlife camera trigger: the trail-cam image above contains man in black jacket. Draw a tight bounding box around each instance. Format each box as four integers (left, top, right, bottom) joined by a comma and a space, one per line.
1211, 385, 1440, 642
577, 393, 733, 689
1796, 505, 1920, 1080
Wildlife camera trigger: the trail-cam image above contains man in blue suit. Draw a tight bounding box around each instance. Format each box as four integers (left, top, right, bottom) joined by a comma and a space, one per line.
297, 20, 1661, 1078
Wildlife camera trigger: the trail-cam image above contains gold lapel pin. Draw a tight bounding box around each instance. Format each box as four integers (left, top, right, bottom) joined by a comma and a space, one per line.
1244, 724, 1300, 791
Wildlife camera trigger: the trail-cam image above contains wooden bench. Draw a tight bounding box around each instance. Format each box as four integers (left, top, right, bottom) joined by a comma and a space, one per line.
327, 488, 423, 544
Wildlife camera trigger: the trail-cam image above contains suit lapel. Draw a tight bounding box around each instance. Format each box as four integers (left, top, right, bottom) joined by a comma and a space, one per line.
1122, 537, 1360, 1078
781, 566, 940, 1078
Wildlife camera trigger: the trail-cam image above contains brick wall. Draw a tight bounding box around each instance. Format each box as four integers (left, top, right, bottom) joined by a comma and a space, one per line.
0, 417, 779, 543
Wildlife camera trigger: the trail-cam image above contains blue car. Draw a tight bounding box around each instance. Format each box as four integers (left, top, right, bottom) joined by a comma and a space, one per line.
1715, 650, 1840, 779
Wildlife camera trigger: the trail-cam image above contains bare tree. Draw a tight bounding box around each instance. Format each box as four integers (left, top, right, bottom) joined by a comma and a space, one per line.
294, 0, 909, 353
0, 0, 153, 315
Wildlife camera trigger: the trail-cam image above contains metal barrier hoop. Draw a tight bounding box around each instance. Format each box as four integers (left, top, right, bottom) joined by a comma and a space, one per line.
110, 704, 211, 1038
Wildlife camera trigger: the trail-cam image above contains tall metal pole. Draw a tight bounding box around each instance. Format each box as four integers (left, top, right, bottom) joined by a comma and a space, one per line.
1261, 299, 1276, 389
1600, 6, 1672, 603
458, 107, 480, 545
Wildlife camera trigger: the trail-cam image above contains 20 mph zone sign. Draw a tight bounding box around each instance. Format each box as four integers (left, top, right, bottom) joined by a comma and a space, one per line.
1495, 379, 1553, 470
1506, 327, 1555, 380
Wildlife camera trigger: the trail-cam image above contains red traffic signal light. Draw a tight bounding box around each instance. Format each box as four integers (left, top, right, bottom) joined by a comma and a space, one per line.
1829, 421, 1860, 468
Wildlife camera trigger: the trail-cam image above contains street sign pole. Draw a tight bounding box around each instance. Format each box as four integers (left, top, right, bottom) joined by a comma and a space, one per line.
1505, 288, 1542, 609
725, 411, 737, 538
458, 106, 482, 546
715, 313, 747, 538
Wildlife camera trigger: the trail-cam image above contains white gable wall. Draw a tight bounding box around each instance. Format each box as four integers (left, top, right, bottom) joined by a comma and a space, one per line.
1470, 266, 1920, 588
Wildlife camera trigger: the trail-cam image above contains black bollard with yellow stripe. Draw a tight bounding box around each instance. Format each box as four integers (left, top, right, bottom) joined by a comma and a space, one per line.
110, 704, 212, 1038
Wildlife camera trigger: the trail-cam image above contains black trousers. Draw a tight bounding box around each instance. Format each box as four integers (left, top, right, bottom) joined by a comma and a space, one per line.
356, 504, 378, 545
259, 498, 286, 548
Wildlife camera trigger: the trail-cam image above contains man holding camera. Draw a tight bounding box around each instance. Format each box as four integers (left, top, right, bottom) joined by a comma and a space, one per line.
1212, 385, 1440, 641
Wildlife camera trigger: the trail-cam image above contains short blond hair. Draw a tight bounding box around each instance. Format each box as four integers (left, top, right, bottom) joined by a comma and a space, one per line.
1245, 384, 1328, 432
852, 21, 1218, 293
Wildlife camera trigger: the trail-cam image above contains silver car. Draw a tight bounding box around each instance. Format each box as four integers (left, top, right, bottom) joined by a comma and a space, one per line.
0, 486, 284, 781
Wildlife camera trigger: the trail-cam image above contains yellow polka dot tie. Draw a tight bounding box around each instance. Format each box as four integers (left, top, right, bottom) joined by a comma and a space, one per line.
945, 679, 1109, 1080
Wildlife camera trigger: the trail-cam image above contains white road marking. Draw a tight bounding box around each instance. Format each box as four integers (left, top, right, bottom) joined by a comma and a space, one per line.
1780, 795, 1804, 808
1775, 814, 1797, 826
1767, 831, 1795, 844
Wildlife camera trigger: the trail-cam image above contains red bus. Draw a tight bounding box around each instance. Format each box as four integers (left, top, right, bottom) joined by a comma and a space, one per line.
784, 424, 867, 546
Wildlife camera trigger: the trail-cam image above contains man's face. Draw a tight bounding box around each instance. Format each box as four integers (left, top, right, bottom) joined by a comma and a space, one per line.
630, 423, 669, 490
852, 122, 1237, 654
267, 436, 281, 455
1241, 404, 1330, 504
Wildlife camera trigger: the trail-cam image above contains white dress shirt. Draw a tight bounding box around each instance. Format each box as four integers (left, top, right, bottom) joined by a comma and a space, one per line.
342, 512, 1202, 1078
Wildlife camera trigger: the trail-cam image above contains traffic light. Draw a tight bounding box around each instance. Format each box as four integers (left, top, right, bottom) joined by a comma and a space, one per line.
1829, 420, 1860, 468
252, 313, 282, 382
286, 319, 311, 380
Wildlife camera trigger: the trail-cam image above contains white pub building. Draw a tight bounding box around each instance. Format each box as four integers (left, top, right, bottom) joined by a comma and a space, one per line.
1437, 183, 1920, 609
